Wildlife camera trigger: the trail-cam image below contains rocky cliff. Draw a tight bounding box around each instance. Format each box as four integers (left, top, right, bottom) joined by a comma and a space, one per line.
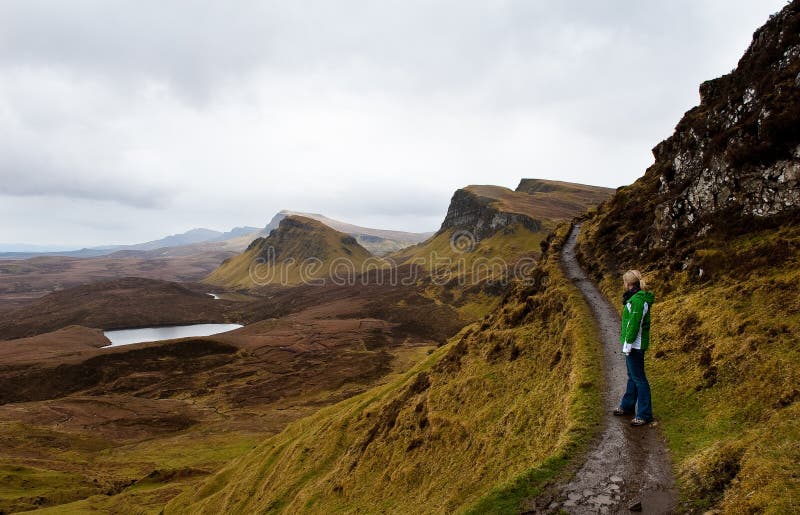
593, 2, 800, 254
438, 186, 542, 241
652, 5, 800, 244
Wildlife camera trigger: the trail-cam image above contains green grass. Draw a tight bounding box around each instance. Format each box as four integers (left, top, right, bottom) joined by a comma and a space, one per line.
463, 241, 602, 514
464, 454, 569, 514
0, 464, 96, 513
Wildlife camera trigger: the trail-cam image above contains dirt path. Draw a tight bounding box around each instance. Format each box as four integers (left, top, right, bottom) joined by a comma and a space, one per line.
546, 224, 677, 514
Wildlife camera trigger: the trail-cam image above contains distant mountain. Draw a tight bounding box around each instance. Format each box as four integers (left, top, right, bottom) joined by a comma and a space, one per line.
0, 211, 429, 261
209, 226, 262, 242
514, 178, 616, 213
0, 248, 113, 260
95, 228, 226, 252
204, 215, 374, 288
263, 210, 433, 255
0, 226, 262, 260
0, 243, 79, 253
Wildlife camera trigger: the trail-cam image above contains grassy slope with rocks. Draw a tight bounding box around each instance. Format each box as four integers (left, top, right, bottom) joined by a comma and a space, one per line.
392, 223, 548, 320
579, 222, 800, 513
576, 3, 800, 511
165, 225, 603, 514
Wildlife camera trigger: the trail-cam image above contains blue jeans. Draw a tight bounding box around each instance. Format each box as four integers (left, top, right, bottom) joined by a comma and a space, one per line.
619, 348, 653, 421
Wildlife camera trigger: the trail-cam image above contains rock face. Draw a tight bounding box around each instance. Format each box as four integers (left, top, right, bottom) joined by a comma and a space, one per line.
650, 2, 800, 245
438, 187, 542, 241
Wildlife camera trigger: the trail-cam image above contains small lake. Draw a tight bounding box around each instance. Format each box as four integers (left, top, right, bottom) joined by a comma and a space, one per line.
103, 323, 243, 347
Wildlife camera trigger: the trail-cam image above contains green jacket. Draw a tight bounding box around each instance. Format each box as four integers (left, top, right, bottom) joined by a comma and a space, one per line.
620, 289, 654, 351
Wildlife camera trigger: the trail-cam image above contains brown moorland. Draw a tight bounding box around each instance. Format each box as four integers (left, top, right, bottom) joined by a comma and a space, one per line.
0, 264, 465, 512
0, 277, 235, 340
0, 248, 235, 312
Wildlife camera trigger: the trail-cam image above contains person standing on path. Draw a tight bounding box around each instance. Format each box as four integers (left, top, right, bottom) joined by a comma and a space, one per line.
613, 269, 655, 426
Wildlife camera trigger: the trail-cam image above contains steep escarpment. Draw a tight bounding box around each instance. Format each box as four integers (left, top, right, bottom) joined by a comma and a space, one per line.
651, 12, 800, 244
584, 2, 800, 262
204, 215, 374, 288
164, 226, 602, 514
578, 3, 800, 512
439, 182, 613, 241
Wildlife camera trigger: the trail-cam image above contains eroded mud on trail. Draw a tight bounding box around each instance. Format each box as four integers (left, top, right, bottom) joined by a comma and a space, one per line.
535, 224, 677, 514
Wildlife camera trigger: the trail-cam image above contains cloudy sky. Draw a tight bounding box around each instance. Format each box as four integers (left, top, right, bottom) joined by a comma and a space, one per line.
0, 1, 788, 248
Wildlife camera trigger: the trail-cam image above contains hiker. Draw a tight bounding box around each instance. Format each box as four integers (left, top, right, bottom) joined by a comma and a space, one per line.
613, 269, 654, 426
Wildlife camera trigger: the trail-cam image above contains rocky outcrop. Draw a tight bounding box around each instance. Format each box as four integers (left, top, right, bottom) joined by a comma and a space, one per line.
650, 2, 800, 245
205, 215, 374, 287
248, 216, 367, 261
438, 187, 542, 241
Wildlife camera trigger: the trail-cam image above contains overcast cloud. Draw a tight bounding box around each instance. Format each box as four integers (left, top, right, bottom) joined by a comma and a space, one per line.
0, 0, 789, 247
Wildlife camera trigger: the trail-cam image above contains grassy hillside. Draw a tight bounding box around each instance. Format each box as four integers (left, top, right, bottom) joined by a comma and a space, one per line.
165, 226, 603, 514
204, 215, 374, 288
388, 224, 547, 319
578, 220, 800, 512
393, 224, 548, 281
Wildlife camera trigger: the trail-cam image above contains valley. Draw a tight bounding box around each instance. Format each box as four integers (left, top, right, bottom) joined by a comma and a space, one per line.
0, 178, 612, 512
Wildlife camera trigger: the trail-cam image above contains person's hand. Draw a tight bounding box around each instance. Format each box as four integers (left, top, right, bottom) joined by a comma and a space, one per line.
622, 342, 632, 355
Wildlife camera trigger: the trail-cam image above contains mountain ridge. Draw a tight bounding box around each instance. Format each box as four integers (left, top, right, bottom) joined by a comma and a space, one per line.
0, 225, 262, 260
